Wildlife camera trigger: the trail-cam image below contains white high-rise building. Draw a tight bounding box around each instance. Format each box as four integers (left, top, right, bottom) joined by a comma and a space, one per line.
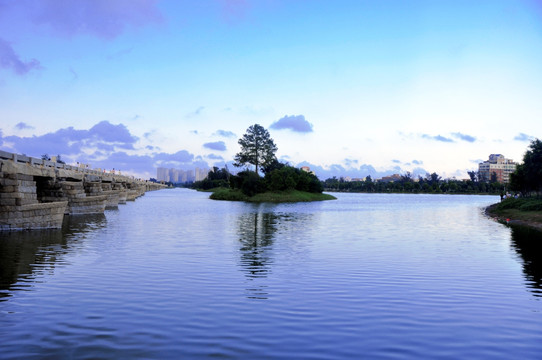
156, 167, 209, 183
478, 154, 517, 183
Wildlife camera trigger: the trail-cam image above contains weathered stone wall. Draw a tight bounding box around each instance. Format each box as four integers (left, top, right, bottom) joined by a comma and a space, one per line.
1, 152, 166, 230
0, 199, 67, 231
102, 191, 120, 208
69, 195, 107, 215
112, 183, 127, 204
84, 181, 103, 196
101, 183, 113, 191
0, 173, 38, 207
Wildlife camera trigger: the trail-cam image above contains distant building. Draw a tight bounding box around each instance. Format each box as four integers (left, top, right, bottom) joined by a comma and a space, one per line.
156, 167, 209, 183
378, 174, 402, 183
300, 166, 316, 176
478, 154, 517, 183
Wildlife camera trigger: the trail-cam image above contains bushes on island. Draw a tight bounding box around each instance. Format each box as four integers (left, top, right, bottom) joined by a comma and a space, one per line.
193, 163, 325, 199
229, 164, 323, 196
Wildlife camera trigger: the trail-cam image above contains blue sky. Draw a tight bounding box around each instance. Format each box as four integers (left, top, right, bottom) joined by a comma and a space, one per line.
1, 0, 541, 180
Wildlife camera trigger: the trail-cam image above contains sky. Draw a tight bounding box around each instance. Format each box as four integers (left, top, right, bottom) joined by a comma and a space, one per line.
1, 0, 541, 180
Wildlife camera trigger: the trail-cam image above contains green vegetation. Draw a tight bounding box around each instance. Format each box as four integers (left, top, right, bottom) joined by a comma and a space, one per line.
233, 124, 277, 175
211, 189, 336, 202
192, 167, 230, 190
486, 198, 542, 228
323, 172, 505, 194
487, 139, 542, 231
492, 197, 542, 211
202, 166, 332, 202
193, 124, 333, 203
510, 139, 542, 196
209, 188, 248, 201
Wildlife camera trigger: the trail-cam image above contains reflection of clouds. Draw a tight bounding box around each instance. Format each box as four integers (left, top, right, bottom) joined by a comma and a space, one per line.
0, 214, 106, 302
510, 226, 542, 298
237, 205, 314, 300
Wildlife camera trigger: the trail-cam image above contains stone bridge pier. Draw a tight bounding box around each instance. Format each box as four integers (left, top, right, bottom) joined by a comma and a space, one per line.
1, 151, 166, 231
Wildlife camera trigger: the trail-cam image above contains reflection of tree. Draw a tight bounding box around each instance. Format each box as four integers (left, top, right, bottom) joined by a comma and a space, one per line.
237, 205, 315, 299
510, 226, 542, 297
0, 214, 106, 302
238, 212, 277, 277
237, 206, 282, 300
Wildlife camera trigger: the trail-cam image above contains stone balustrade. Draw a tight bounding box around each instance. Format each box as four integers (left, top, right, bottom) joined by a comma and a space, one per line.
0, 150, 166, 231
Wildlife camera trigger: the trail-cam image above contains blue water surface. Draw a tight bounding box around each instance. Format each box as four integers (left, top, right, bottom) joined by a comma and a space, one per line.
1, 189, 542, 359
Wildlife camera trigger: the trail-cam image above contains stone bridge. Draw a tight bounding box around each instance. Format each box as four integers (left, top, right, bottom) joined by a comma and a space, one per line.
0, 150, 166, 231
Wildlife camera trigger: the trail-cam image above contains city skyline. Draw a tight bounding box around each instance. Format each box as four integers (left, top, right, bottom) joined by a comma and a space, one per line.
1, 1, 541, 180
157, 166, 209, 183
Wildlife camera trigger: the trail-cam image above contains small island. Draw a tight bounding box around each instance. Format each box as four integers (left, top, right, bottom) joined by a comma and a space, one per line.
192, 124, 336, 203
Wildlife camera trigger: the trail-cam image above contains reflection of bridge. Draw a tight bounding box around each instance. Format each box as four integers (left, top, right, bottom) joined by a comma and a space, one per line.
0, 150, 166, 231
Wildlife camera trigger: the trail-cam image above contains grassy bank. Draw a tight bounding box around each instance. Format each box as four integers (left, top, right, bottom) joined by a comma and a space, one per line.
486, 197, 542, 231
209, 188, 337, 203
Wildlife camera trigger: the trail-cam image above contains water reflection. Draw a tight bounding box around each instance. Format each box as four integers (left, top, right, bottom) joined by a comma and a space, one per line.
237, 204, 315, 299
237, 207, 278, 299
0, 214, 106, 301
510, 225, 542, 297
238, 211, 277, 277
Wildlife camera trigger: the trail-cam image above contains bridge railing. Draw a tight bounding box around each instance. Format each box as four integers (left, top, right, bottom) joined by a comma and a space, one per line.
0, 149, 152, 183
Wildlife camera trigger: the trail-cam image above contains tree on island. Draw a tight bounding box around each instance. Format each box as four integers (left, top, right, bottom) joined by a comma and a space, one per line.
234, 124, 278, 175
194, 124, 325, 199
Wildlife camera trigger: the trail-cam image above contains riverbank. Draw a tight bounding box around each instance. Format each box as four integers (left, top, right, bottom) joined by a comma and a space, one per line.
485, 198, 542, 232
209, 188, 337, 202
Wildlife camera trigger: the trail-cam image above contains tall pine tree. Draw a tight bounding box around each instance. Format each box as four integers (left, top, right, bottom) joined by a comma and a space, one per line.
234, 124, 278, 175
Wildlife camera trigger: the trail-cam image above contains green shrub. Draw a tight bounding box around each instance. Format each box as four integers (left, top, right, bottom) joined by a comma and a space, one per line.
519, 199, 542, 211
210, 188, 248, 201
265, 165, 323, 193
496, 197, 542, 211
232, 170, 267, 196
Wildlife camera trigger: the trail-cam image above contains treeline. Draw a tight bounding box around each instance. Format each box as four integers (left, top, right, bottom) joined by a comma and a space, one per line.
510, 139, 542, 197
323, 172, 505, 194
192, 162, 324, 196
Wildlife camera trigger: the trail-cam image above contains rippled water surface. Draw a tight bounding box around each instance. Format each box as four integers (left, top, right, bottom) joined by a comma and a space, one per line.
2, 190, 542, 359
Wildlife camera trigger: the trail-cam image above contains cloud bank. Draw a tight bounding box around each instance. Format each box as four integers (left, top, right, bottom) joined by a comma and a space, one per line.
421, 134, 454, 143
203, 141, 226, 151
0, 38, 41, 75
296, 161, 428, 181
14, 122, 35, 130
270, 115, 313, 133
214, 129, 236, 138
32, 0, 163, 39
0, 0, 163, 76
451, 132, 476, 142
0, 120, 210, 178
0, 120, 473, 181
2, 120, 138, 157
514, 133, 534, 142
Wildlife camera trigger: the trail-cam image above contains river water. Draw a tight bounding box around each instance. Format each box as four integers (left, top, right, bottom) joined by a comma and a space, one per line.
1, 189, 542, 359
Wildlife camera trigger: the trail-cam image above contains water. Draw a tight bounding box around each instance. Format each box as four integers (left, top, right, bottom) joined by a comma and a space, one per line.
1, 189, 542, 359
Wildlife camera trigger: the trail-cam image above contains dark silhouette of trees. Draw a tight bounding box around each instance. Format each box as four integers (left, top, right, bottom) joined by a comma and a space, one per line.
322, 171, 505, 195
234, 124, 278, 175
511, 139, 542, 196
468, 170, 478, 182
192, 166, 230, 190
